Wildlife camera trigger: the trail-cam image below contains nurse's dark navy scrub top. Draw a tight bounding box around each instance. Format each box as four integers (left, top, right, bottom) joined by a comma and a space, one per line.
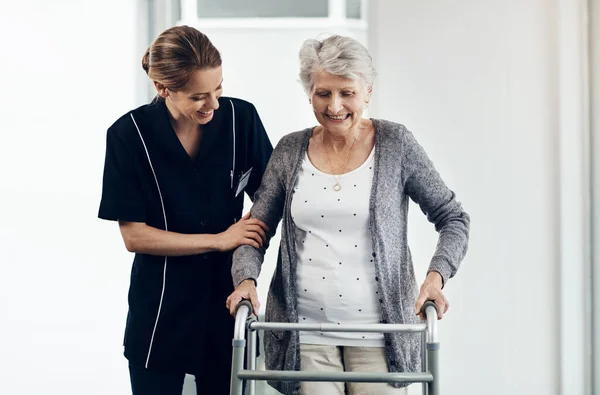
98, 96, 273, 373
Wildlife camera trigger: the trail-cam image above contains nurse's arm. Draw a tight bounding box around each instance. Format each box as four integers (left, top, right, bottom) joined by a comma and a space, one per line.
118, 215, 268, 256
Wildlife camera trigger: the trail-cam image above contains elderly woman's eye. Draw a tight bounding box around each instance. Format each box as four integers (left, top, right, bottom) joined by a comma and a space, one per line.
316, 92, 330, 97
342, 92, 354, 97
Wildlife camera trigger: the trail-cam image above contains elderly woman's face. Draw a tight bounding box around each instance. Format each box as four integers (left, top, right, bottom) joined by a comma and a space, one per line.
310, 71, 370, 133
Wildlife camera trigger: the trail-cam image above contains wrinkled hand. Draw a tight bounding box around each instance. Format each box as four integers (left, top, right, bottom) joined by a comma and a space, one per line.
415, 272, 448, 320
216, 212, 269, 252
226, 279, 260, 317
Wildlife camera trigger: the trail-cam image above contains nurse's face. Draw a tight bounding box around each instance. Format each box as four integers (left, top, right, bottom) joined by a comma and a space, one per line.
159, 67, 223, 125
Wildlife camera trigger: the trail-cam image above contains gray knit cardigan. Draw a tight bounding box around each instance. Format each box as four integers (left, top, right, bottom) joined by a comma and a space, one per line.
232, 119, 470, 395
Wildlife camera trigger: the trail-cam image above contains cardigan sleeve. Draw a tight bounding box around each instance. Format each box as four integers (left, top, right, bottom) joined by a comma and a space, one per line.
231, 137, 287, 287
401, 129, 470, 286
244, 103, 273, 200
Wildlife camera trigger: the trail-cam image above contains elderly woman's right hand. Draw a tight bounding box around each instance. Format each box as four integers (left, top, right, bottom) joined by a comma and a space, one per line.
216, 212, 268, 251
226, 279, 261, 317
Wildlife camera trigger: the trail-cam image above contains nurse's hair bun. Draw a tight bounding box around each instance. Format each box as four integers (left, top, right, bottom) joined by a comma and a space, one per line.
142, 25, 221, 91
142, 47, 151, 74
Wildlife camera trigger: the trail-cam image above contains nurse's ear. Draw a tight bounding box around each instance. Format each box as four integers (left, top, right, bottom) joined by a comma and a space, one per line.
153, 81, 169, 99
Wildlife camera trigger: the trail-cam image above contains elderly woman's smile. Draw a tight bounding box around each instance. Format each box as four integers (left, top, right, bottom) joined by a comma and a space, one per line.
311, 71, 369, 134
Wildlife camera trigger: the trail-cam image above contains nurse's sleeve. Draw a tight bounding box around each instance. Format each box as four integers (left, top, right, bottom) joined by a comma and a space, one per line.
98, 128, 146, 222
245, 104, 273, 201
232, 138, 286, 287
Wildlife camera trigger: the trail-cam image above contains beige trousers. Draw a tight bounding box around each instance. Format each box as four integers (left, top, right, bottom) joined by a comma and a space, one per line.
299, 344, 409, 395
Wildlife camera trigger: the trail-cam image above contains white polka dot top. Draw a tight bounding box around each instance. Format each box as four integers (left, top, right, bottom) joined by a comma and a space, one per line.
291, 146, 384, 347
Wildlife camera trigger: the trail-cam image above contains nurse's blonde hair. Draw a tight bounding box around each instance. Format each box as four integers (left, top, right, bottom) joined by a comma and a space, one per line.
142, 26, 222, 91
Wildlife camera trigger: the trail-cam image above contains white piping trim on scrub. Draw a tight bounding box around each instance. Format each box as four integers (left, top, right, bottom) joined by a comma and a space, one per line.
130, 113, 168, 369
230, 99, 236, 189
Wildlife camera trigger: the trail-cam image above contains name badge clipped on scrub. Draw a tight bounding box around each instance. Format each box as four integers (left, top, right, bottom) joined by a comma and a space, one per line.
235, 167, 253, 197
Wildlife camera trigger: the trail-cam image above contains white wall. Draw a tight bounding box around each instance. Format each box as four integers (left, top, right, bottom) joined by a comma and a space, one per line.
369, 1, 589, 394
0, 1, 144, 394
591, 0, 600, 392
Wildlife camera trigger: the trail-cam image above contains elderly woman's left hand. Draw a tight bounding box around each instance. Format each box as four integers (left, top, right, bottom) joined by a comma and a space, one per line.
415, 272, 448, 320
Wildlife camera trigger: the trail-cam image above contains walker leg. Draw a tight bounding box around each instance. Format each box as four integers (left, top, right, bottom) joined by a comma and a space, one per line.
246, 328, 257, 395
230, 338, 246, 395
427, 343, 439, 395
422, 331, 428, 395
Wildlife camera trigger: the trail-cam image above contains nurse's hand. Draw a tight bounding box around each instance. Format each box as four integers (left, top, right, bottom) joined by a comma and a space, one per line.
226, 279, 260, 317
216, 213, 269, 251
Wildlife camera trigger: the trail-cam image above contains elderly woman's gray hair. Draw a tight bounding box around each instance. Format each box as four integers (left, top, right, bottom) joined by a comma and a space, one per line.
298, 35, 377, 95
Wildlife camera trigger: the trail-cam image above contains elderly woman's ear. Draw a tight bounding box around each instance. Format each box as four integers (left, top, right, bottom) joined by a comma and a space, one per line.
365, 86, 373, 105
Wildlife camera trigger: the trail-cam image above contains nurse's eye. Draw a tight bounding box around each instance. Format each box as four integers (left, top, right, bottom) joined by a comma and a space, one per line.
191, 96, 206, 101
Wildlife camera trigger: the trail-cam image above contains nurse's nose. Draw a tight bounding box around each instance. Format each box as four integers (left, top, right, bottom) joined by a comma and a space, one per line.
208, 94, 220, 110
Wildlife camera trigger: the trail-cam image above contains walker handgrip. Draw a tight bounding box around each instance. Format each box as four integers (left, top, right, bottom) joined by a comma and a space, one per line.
235, 299, 253, 315
420, 300, 438, 317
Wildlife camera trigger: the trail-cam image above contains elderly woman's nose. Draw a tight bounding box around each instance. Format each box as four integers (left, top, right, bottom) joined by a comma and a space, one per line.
327, 95, 343, 113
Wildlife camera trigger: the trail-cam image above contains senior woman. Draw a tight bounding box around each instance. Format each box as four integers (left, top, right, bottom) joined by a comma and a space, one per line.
226, 35, 470, 395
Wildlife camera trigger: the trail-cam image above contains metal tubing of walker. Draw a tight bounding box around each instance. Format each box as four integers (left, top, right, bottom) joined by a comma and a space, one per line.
421, 331, 428, 395
424, 302, 439, 395
249, 322, 427, 333
246, 325, 257, 395
427, 346, 439, 395
237, 370, 433, 383
234, 302, 252, 339
425, 305, 438, 343
231, 301, 252, 395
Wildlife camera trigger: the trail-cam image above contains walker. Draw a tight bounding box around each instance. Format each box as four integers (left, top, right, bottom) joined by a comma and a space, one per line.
230, 300, 441, 395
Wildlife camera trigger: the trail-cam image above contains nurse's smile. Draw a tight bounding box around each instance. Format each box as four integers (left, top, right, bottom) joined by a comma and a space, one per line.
197, 110, 213, 118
